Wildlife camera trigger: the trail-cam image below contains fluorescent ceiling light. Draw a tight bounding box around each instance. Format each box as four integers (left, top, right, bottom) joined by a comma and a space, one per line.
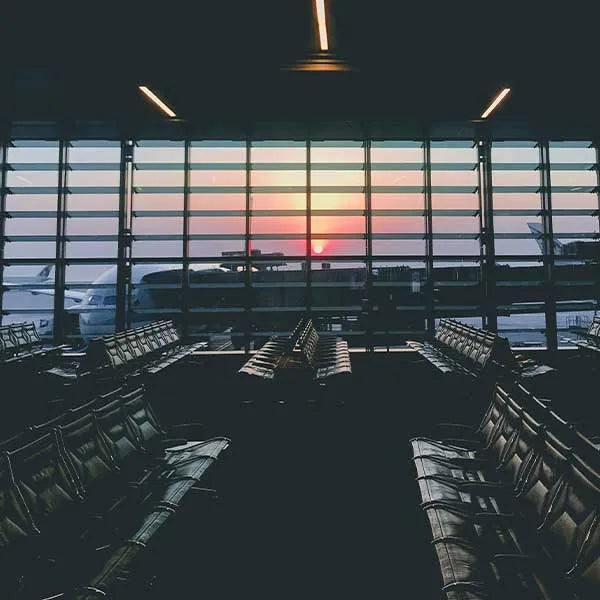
138, 85, 176, 118
315, 0, 329, 51
481, 87, 511, 119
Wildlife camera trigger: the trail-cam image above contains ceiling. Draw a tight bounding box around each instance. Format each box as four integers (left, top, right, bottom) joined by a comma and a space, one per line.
3, 0, 600, 137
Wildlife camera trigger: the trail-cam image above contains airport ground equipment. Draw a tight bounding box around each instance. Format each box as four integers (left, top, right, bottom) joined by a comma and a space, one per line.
575, 314, 600, 354
0, 384, 230, 599
410, 379, 600, 599
238, 317, 351, 382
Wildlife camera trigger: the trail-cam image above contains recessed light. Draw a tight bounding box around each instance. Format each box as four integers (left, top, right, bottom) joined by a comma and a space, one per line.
481, 87, 511, 119
138, 86, 176, 118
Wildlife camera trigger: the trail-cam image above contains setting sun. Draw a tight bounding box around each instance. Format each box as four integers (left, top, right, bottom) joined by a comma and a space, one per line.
313, 242, 324, 255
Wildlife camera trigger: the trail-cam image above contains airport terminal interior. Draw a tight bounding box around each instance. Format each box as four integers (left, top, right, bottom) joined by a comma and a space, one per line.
3, 1, 600, 598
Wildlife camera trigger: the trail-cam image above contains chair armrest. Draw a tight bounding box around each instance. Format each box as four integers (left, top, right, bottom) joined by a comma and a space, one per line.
438, 438, 480, 449
459, 481, 511, 496
433, 423, 474, 432
160, 437, 188, 448
474, 511, 516, 523
168, 422, 205, 437
493, 553, 535, 564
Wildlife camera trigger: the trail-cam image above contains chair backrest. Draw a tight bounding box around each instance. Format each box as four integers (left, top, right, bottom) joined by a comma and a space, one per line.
541, 450, 600, 574
520, 430, 572, 526
135, 326, 153, 354
9, 323, 30, 351
58, 413, 115, 494
121, 388, 165, 449
7, 431, 80, 527
102, 337, 127, 370
0, 454, 36, 551
23, 322, 42, 346
115, 333, 136, 364
79, 337, 110, 373
0, 325, 18, 355
94, 398, 141, 469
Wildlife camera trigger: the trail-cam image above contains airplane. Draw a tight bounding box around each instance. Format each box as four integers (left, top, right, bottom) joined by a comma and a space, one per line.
4, 264, 55, 287
527, 223, 600, 263
5, 263, 235, 342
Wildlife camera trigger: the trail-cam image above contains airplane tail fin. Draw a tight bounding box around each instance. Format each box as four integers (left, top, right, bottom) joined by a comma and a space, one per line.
36, 264, 55, 281
527, 222, 563, 255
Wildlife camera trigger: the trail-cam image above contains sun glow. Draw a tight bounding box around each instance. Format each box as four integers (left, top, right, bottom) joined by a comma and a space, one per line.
313, 242, 324, 255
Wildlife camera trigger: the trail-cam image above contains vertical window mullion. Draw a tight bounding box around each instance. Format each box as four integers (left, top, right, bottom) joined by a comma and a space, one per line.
181, 139, 191, 339
478, 137, 497, 331
540, 140, 557, 351
365, 139, 373, 351
424, 138, 434, 336
595, 141, 600, 316
53, 140, 68, 344
306, 140, 312, 315
116, 140, 133, 333
244, 139, 251, 352
0, 141, 7, 323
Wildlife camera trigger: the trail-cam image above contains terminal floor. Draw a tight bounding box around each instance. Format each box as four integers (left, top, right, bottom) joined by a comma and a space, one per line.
150, 358, 452, 599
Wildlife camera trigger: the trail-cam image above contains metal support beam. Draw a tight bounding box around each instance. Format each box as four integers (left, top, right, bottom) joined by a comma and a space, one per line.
364, 139, 373, 351
0, 140, 7, 324
116, 140, 133, 333
53, 141, 68, 344
306, 140, 312, 315
423, 139, 435, 337
594, 140, 600, 319
478, 136, 497, 331
181, 139, 191, 340
540, 140, 557, 351
244, 139, 252, 352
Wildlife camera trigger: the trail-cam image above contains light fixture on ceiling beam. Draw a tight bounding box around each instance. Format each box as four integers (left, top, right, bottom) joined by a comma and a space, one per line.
282, 0, 353, 72
481, 87, 511, 119
138, 85, 176, 118
315, 0, 329, 51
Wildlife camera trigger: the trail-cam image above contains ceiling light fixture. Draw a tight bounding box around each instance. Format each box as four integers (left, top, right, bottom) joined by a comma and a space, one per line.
481, 87, 511, 119
138, 85, 176, 118
315, 0, 329, 51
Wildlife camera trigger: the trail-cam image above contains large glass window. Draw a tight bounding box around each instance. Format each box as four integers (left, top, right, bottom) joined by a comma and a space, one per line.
371, 141, 426, 347
492, 141, 547, 346
549, 141, 599, 347
1, 134, 598, 350
2, 142, 59, 336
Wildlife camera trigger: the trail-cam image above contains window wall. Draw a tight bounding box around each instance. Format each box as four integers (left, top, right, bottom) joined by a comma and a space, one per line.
1, 135, 598, 350
492, 141, 547, 346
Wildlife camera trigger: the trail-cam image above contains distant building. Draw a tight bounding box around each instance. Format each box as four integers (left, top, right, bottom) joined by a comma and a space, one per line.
221, 249, 287, 271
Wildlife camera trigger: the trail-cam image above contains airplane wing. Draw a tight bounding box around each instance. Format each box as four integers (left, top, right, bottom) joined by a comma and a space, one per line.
3, 284, 85, 302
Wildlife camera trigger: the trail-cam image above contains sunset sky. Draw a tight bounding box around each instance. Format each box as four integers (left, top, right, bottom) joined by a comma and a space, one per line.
3, 141, 598, 267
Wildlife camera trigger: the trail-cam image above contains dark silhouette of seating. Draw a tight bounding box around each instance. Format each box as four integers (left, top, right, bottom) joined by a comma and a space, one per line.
410, 379, 600, 598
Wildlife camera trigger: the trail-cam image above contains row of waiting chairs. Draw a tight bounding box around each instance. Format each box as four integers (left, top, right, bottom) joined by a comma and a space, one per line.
238, 318, 307, 380
411, 379, 600, 599
238, 318, 352, 382
295, 320, 352, 381
408, 319, 555, 392
0, 384, 230, 599
408, 319, 513, 378
48, 320, 205, 383
0, 321, 64, 363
